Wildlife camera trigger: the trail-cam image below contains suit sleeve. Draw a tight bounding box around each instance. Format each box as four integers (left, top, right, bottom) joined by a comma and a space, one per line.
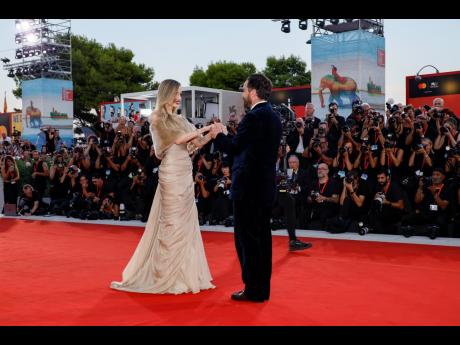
214, 112, 256, 156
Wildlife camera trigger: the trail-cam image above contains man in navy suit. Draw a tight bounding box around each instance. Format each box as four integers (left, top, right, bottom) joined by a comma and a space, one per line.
210, 74, 303, 302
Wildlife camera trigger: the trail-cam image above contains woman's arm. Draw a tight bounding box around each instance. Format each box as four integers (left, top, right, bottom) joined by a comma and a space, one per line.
175, 125, 212, 145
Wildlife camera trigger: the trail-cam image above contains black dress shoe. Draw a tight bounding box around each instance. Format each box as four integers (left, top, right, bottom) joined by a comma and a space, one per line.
289, 240, 312, 252
231, 290, 264, 303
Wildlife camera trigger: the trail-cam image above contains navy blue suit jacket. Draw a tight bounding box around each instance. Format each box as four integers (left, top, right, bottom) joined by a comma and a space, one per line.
214, 102, 282, 206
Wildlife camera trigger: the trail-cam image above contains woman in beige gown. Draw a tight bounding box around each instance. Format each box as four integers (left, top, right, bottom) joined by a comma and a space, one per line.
111, 79, 216, 294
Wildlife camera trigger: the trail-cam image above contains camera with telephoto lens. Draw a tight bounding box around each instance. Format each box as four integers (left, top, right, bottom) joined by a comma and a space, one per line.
318, 127, 326, 136
305, 118, 315, 130
353, 105, 364, 114
414, 122, 422, 130
372, 192, 386, 212
295, 121, 304, 129
342, 125, 350, 133
345, 172, 354, 184
116, 131, 123, 142
69, 165, 80, 175
339, 147, 347, 155
217, 177, 226, 190
129, 147, 137, 159
358, 222, 371, 236
432, 108, 445, 119
310, 190, 320, 200
421, 176, 433, 187
372, 116, 380, 127
312, 137, 321, 148
440, 126, 450, 134
389, 117, 397, 126
361, 144, 369, 153
384, 141, 395, 149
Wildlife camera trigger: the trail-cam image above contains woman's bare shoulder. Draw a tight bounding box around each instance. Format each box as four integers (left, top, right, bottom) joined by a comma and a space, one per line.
150, 110, 160, 125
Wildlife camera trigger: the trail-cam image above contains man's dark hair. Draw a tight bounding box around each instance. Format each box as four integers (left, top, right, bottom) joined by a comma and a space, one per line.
246, 74, 272, 101
377, 168, 391, 177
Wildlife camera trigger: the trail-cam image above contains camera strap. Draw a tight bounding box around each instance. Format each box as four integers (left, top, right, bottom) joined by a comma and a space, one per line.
318, 178, 329, 194
434, 184, 444, 199
384, 182, 391, 195
363, 156, 370, 170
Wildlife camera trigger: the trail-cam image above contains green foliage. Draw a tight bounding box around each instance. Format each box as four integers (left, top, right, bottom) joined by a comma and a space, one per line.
262, 55, 310, 87
189, 61, 256, 91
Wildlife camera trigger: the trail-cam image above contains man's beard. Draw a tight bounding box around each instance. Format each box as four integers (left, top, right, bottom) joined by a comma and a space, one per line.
243, 96, 251, 109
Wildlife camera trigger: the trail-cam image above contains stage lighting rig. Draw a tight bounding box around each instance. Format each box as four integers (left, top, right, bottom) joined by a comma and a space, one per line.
1, 58, 10, 63
4, 19, 72, 81
281, 20, 291, 33
298, 20, 308, 30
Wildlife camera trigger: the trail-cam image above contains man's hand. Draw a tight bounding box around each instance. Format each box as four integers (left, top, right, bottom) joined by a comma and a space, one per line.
316, 194, 327, 203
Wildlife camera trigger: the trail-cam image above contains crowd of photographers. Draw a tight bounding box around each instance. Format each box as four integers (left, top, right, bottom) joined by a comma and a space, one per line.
278, 98, 460, 239
1, 97, 459, 239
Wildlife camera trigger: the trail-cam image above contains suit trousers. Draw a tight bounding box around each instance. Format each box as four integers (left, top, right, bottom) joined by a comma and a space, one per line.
233, 198, 272, 300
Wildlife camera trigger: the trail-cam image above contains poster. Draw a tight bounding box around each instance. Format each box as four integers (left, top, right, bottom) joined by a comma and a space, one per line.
21, 78, 74, 148
99, 100, 147, 123
406, 71, 460, 118
311, 30, 385, 119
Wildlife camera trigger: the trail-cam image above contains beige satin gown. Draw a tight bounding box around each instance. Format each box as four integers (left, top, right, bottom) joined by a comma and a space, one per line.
110, 142, 215, 294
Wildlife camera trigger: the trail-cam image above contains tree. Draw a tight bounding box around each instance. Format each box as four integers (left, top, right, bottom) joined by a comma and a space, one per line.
13, 34, 157, 124
189, 61, 256, 91
262, 55, 311, 88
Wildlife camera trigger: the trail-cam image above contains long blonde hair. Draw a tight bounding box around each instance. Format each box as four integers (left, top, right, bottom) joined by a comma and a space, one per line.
152, 79, 193, 134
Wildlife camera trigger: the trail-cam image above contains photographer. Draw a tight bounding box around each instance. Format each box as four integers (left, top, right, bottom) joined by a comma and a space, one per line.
1, 155, 20, 208
272, 155, 311, 250
327, 170, 370, 233
332, 140, 357, 180
194, 171, 212, 225
305, 163, 340, 230
48, 154, 72, 215
68, 146, 91, 178
209, 163, 233, 226
40, 126, 57, 154
354, 137, 378, 189
408, 138, 435, 179
401, 168, 451, 239
287, 117, 311, 170
17, 184, 49, 216
31, 150, 49, 200
325, 102, 346, 150
380, 134, 404, 181
361, 111, 386, 152
124, 168, 150, 221
346, 100, 365, 130
118, 145, 145, 207
100, 121, 116, 147
434, 119, 459, 165
366, 169, 405, 234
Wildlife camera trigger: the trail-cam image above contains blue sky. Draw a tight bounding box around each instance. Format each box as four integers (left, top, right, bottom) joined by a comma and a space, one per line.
1, 19, 460, 110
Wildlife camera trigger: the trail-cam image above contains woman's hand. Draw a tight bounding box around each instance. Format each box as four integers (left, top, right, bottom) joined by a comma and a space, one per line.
198, 125, 213, 134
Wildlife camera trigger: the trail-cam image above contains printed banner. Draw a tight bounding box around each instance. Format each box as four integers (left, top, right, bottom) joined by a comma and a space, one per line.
311, 30, 385, 119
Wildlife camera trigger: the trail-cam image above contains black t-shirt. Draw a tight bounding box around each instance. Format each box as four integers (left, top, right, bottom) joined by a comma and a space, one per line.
374, 181, 405, 208
342, 181, 370, 219
419, 184, 450, 214
308, 178, 340, 210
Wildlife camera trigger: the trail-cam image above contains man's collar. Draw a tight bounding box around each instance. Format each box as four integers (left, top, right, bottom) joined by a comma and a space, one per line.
250, 100, 267, 110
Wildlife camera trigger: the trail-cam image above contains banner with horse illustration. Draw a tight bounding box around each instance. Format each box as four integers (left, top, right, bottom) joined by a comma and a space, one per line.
21, 78, 74, 148
311, 30, 385, 119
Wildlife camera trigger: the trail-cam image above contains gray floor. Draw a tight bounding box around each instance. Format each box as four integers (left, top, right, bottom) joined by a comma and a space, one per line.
2, 214, 460, 248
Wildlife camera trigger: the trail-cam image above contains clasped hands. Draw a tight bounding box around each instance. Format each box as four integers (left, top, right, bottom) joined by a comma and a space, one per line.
198, 123, 228, 139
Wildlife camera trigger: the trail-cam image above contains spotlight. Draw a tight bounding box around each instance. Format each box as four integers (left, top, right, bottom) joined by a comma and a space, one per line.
330, 19, 339, 25
298, 19, 308, 30
35, 49, 40, 56
15, 49, 23, 59
8, 69, 15, 78
281, 20, 290, 33
15, 34, 22, 44
317, 19, 325, 28
1, 57, 10, 63
15, 68, 23, 77
25, 33, 39, 43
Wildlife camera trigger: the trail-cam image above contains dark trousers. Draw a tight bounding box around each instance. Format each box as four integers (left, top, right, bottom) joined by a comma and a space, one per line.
233, 198, 272, 301
272, 192, 298, 241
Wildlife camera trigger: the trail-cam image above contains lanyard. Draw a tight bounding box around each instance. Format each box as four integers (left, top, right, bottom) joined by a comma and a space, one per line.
384, 182, 391, 195
387, 148, 396, 168
363, 156, 370, 170
318, 178, 329, 194
434, 184, 444, 199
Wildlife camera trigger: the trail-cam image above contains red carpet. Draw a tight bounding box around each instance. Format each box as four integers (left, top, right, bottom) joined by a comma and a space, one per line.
1, 218, 460, 326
